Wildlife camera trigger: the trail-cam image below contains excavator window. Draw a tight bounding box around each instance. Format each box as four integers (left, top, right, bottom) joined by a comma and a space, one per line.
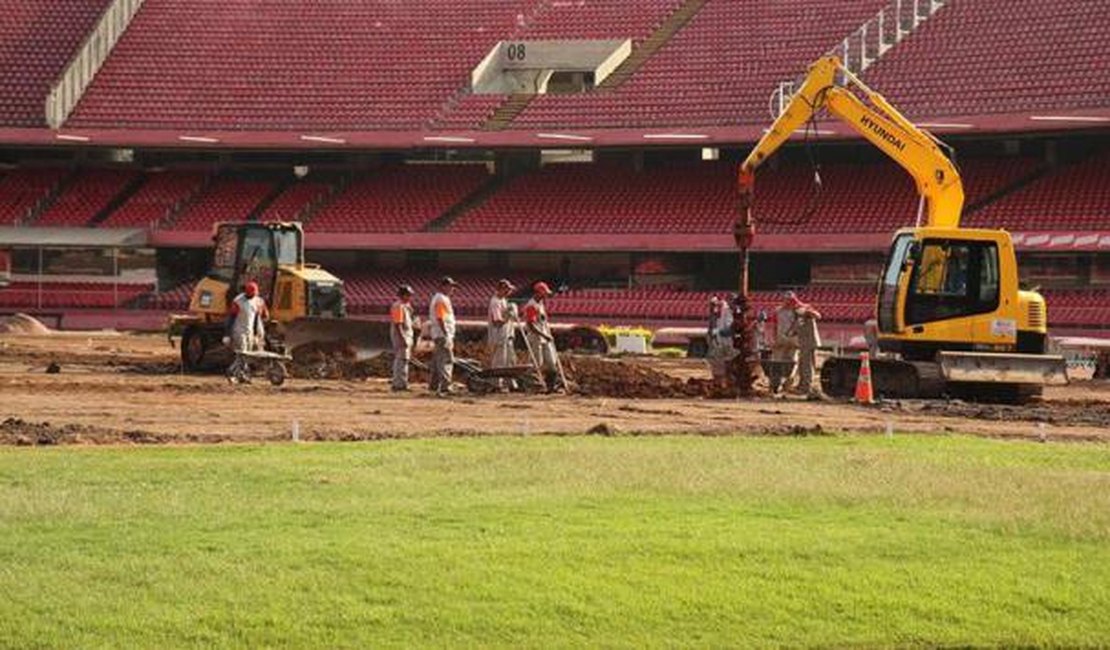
906, 240, 999, 325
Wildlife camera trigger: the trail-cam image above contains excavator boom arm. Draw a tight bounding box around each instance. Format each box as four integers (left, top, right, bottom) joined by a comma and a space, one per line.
739, 56, 964, 229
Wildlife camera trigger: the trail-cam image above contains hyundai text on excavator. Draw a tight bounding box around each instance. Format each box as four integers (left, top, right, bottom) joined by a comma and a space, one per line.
735, 56, 1068, 401
169, 221, 391, 370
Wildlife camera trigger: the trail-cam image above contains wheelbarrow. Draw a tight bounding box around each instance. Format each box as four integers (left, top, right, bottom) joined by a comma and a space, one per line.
454, 357, 543, 394
228, 349, 292, 386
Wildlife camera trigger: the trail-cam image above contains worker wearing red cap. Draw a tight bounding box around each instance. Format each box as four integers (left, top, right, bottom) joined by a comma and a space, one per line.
226, 279, 269, 383
522, 281, 565, 393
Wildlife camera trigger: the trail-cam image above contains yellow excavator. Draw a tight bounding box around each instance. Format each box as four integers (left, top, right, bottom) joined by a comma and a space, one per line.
737, 56, 1068, 401
169, 221, 390, 371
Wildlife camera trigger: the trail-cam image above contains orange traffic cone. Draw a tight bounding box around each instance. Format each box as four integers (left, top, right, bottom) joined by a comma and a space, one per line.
854, 351, 875, 405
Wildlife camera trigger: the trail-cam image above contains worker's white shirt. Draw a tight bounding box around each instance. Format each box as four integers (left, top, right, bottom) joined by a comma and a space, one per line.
523, 298, 551, 339
488, 295, 511, 342
713, 307, 734, 338
429, 292, 456, 340
775, 306, 798, 339
231, 293, 266, 340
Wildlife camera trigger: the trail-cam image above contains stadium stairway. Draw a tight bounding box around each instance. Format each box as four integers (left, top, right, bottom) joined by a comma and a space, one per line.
423, 174, 508, 232
595, 0, 710, 90
482, 94, 535, 131
479, 0, 708, 131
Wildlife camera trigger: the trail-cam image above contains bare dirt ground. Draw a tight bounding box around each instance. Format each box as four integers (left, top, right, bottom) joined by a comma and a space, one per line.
1, 332, 1108, 446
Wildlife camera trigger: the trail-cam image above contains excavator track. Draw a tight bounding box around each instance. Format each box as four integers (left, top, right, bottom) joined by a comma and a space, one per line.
821, 356, 945, 400
821, 356, 1046, 404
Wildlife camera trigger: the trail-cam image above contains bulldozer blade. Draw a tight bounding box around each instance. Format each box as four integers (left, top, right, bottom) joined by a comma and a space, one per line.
281, 318, 393, 360
938, 351, 1069, 386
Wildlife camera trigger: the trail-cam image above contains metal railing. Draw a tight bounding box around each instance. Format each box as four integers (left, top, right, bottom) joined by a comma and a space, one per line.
45, 0, 146, 129
771, 0, 948, 117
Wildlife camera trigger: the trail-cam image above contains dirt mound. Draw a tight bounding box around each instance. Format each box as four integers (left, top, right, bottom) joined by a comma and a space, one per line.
913, 399, 1110, 429
561, 355, 693, 398
290, 340, 490, 381
0, 313, 51, 335
0, 417, 231, 445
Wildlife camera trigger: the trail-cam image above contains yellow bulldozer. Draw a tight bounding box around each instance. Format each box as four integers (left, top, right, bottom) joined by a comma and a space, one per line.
169, 221, 390, 371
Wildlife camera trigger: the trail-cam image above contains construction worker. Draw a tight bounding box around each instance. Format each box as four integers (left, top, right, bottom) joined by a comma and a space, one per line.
522, 281, 565, 393
795, 302, 823, 397
771, 291, 802, 392
428, 276, 458, 396
389, 284, 415, 392
225, 280, 268, 384
755, 308, 769, 358
707, 295, 734, 383
488, 278, 516, 390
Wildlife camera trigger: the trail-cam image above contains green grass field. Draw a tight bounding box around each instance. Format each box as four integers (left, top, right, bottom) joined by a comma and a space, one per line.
2, 434, 1109, 648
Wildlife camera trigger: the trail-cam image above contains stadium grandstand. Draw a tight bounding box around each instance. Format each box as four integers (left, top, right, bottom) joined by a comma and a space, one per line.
1, 0, 1108, 344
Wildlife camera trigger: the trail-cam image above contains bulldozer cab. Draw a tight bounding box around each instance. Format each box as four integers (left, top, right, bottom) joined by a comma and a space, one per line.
211, 222, 303, 304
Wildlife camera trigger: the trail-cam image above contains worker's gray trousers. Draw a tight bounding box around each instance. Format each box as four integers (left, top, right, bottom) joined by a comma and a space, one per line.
798, 346, 818, 395
429, 337, 455, 394
527, 334, 563, 390
391, 344, 411, 390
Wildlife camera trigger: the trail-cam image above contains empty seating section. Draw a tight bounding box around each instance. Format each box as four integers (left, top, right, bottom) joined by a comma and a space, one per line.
1044, 289, 1110, 328
341, 271, 527, 316
308, 166, 489, 233
863, 1, 1110, 118
68, 0, 532, 130
169, 178, 274, 231
969, 153, 1110, 231
0, 168, 68, 225
35, 169, 138, 227
102, 171, 208, 228
523, 0, 681, 41
127, 280, 195, 310
259, 181, 332, 223
514, 0, 889, 129
758, 156, 1042, 234
0, 0, 111, 126
0, 281, 152, 309
549, 286, 876, 323
451, 162, 734, 233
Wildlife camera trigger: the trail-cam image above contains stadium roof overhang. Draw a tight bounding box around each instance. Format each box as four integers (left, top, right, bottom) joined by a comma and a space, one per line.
1, 108, 1108, 151
0, 227, 146, 248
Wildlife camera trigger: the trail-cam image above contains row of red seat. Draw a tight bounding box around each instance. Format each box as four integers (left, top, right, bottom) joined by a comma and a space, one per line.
4, 1, 1108, 131
0, 0, 110, 127
67, 0, 534, 130
0, 281, 152, 308
863, 1, 1110, 121
96, 280, 1110, 329
2, 153, 1107, 232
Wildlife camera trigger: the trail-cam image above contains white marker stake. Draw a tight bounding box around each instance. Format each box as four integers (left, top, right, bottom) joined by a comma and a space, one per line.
292, 420, 301, 442
885, 419, 894, 439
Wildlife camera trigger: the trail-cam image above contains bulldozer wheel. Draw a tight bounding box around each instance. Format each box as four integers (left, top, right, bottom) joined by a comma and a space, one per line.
181, 326, 208, 372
